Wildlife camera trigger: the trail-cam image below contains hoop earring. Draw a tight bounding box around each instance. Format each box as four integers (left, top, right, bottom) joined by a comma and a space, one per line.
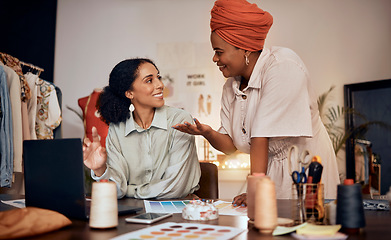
129, 103, 135, 112
245, 55, 249, 66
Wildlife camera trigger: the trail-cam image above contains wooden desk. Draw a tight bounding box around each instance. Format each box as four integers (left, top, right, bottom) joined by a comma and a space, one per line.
1, 195, 390, 240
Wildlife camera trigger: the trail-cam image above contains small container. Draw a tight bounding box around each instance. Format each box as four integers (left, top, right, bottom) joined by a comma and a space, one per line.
292, 183, 324, 225
182, 200, 218, 221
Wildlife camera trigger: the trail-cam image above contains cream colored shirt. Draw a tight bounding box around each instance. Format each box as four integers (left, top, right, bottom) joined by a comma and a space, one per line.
93, 105, 201, 199
218, 47, 340, 199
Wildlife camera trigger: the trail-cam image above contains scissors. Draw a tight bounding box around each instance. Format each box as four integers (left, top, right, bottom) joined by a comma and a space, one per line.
287, 145, 312, 183
287, 145, 312, 223
292, 167, 307, 183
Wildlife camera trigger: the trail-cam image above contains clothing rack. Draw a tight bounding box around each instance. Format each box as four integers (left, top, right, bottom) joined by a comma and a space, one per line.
19, 61, 44, 77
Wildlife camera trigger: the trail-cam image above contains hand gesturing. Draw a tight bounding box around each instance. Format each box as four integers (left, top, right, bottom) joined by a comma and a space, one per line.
172, 118, 212, 136
83, 126, 107, 176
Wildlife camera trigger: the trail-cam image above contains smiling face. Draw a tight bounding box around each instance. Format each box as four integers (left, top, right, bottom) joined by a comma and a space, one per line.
211, 31, 247, 78
126, 62, 164, 111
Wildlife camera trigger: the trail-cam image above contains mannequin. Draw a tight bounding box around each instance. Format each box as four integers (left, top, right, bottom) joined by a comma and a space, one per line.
78, 88, 108, 147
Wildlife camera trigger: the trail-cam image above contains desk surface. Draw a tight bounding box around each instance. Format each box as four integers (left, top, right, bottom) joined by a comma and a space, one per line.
1, 195, 390, 240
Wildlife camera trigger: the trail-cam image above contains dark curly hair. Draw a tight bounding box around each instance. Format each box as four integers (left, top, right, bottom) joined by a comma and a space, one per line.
97, 58, 158, 124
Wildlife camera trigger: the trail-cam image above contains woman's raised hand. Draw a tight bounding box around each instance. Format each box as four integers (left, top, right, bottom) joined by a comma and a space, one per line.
172, 118, 212, 136
83, 126, 107, 177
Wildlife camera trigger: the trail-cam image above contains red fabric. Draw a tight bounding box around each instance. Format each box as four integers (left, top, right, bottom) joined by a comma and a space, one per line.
78, 90, 109, 147
210, 0, 273, 51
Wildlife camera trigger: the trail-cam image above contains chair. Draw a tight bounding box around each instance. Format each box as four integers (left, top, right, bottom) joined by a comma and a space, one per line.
194, 162, 219, 199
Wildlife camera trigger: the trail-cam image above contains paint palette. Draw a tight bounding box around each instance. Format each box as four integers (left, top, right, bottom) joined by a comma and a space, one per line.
111, 222, 246, 240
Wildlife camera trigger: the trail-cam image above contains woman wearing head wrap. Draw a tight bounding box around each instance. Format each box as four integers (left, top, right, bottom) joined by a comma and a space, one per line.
173, 0, 340, 203
83, 58, 200, 199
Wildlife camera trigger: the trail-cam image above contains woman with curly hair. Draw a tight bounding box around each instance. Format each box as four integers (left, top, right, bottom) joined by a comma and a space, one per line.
83, 58, 201, 199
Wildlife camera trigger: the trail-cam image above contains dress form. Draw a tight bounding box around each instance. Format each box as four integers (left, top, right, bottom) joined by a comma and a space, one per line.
78, 88, 108, 147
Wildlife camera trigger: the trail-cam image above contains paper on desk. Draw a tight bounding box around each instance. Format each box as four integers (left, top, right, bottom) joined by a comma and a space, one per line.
111, 222, 246, 240
144, 200, 247, 216
273, 222, 307, 236
1, 199, 26, 208
296, 223, 342, 236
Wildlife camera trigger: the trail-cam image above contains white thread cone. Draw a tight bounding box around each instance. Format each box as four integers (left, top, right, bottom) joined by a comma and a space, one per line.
254, 176, 277, 234
89, 181, 118, 228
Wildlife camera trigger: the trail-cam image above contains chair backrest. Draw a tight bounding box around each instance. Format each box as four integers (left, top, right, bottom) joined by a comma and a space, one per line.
194, 162, 219, 199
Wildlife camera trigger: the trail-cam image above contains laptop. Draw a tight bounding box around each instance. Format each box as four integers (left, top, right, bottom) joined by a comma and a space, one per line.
23, 138, 142, 220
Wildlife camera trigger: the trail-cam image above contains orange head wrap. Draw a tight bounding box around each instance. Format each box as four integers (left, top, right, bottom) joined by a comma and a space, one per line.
210, 0, 273, 52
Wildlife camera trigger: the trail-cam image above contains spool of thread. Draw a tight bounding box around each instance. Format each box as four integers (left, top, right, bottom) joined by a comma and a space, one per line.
247, 172, 265, 221
89, 180, 118, 229
254, 176, 278, 234
336, 179, 365, 234
327, 200, 337, 225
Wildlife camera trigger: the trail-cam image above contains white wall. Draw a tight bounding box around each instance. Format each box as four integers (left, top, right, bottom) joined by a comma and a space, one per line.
55, 0, 391, 188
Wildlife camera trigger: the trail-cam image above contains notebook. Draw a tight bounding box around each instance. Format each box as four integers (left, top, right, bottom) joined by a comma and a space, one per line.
23, 138, 142, 220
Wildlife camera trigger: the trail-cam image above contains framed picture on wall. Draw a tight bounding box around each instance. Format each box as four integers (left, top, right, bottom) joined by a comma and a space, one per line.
344, 79, 391, 195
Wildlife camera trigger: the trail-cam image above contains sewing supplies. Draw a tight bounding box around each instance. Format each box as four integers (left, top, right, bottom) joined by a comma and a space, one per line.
254, 176, 277, 234
305, 156, 324, 223
292, 167, 307, 224
288, 145, 311, 224
325, 200, 337, 225
292, 167, 307, 184
287, 145, 312, 172
247, 172, 265, 221
89, 180, 118, 229
308, 156, 323, 184
336, 179, 366, 234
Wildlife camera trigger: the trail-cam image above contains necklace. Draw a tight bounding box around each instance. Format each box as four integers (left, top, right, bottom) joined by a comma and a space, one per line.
132, 112, 152, 129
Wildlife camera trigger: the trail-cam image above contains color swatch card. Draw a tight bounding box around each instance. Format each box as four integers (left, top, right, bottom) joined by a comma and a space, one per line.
111, 222, 246, 240
144, 200, 247, 216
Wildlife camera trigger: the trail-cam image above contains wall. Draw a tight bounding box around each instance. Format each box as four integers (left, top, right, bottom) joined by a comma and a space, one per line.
55, 0, 391, 198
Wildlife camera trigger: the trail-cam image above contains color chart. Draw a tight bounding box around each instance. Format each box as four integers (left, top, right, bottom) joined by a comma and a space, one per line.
144, 200, 247, 216
111, 222, 246, 240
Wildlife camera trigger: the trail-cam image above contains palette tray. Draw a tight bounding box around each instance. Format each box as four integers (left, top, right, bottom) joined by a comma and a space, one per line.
111, 222, 246, 240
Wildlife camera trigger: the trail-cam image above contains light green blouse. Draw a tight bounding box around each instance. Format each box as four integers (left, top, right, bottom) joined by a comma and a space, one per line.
92, 105, 200, 199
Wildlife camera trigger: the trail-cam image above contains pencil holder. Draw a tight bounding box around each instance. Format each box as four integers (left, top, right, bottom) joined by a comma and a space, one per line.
291, 183, 324, 225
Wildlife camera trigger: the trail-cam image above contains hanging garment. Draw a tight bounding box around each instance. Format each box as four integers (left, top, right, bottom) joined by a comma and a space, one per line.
25, 72, 61, 139
0, 63, 23, 173
355, 144, 366, 183
53, 85, 62, 139
35, 78, 62, 139
0, 66, 14, 187
25, 73, 39, 139
0, 53, 31, 102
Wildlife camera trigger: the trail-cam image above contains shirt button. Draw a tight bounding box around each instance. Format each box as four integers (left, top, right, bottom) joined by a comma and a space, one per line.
242, 95, 247, 100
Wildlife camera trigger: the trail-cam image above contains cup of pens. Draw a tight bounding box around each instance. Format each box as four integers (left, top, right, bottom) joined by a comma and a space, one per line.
289, 152, 325, 225
292, 183, 325, 225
